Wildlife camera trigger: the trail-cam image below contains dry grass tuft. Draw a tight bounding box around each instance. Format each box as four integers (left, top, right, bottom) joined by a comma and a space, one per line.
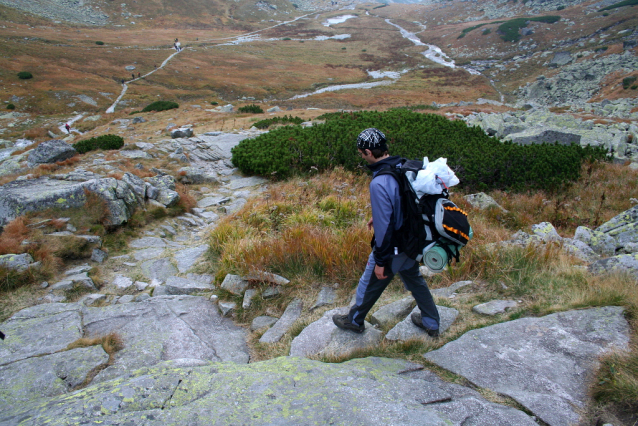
175, 183, 197, 213
0, 217, 31, 255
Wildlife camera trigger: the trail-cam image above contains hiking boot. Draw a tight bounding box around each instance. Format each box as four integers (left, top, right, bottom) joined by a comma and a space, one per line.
332, 314, 365, 333
411, 312, 440, 338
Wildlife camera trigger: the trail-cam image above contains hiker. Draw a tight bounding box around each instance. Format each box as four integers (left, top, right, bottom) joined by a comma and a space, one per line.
121, 79, 125, 84
65, 123, 70, 133
332, 128, 440, 337
138, 72, 141, 78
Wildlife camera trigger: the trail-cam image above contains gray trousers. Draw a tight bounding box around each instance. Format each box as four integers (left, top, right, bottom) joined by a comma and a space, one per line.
348, 252, 440, 330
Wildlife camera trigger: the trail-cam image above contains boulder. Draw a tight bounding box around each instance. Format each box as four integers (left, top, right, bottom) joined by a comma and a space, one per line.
259, 298, 303, 343
171, 128, 193, 139
561, 238, 600, 263
50, 272, 96, 293
289, 307, 383, 357
506, 128, 581, 146
84, 178, 140, 226
385, 306, 458, 341
531, 222, 562, 242
177, 167, 219, 184
589, 253, 638, 279
220, 274, 249, 295
464, 192, 507, 212
574, 226, 616, 257
0, 253, 35, 272
549, 51, 572, 67
425, 307, 629, 426
0, 357, 538, 425
26, 140, 76, 167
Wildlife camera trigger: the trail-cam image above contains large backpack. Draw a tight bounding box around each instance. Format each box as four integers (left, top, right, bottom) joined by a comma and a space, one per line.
376, 158, 472, 270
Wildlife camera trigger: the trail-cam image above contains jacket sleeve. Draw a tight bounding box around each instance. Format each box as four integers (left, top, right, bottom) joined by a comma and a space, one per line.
370, 175, 399, 267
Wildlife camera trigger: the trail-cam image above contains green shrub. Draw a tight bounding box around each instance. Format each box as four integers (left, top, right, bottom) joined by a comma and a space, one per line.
211, 101, 219, 105
17, 71, 33, 80
73, 134, 124, 154
6, 103, 15, 110
341, 47, 346, 50
600, 0, 638, 11
141, 100, 179, 112
282, 37, 291, 40
238, 104, 264, 114
557, 5, 565, 10
231, 109, 608, 192
622, 76, 637, 89
498, 16, 560, 42
458, 21, 504, 38
602, 12, 609, 16
253, 115, 304, 129
632, 85, 638, 90
482, 28, 491, 35
95, 41, 104, 45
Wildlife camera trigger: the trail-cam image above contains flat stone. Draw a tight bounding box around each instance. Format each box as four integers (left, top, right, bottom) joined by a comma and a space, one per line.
129, 237, 166, 249
132, 247, 165, 261
111, 275, 134, 290
370, 296, 415, 328
251, 315, 278, 331
50, 272, 96, 292
220, 274, 249, 295
242, 289, 257, 309
227, 176, 268, 190
431, 280, 472, 298
197, 196, 231, 208
0, 304, 84, 365
91, 248, 108, 263
260, 298, 303, 344
64, 264, 91, 275
310, 286, 337, 310
0, 345, 108, 412
385, 306, 458, 342
472, 300, 518, 316
140, 258, 178, 283
464, 192, 507, 212
186, 274, 214, 285
289, 307, 383, 357
164, 276, 214, 295
79, 293, 107, 306
425, 307, 630, 426
117, 295, 135, 304
82, 296, 249, 383
173, 244, 209, 273
243, 271, 290, 285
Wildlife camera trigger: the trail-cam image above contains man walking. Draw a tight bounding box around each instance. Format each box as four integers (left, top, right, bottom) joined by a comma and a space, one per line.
333, 128, 440, 337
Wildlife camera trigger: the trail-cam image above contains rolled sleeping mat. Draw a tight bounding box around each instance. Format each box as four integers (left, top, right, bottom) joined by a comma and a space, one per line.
423, 243, 448, 272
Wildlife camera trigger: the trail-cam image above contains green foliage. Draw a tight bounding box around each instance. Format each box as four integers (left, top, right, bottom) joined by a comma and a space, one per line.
95, 41, 104, 45
623, 76, 637, 89
238, 104, 264, 114
282, 37, 291, 40
632, 85, 638, 90
482, 28, 491, 35
556, 5, 565, 10
341, 47, 346, 50
362, 49, 367, 52
73, 134, 124, 154
141, 100, 179, 112
17, 71, 33, 80
6, 103, 15, 110
602, 12, 610, 15
599, 0, 638, 11
389, 105, 439, 112
253, 115, 304, 129
210, 101, 219, 105
498, 16, 560, 42
458, 21, 504, 38
231, 109, 608, 192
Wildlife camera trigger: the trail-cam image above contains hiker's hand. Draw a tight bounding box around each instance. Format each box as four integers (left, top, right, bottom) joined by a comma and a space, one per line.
367, 218, 373, 230
374, 264, 387, 280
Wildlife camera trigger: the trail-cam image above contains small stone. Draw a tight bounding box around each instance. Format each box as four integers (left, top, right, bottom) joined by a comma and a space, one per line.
262, 286, 281, 299
251, 315, 278, 331
310, 286, 336, 310
112, 275, 134, 290
221, 274, 249, 295
117, 295, 135, 304
134, 281, 149, 291
91, 248, 108, 263
243, 289, 257, 309
210, 294, 219, 303
472, 300, 518, 316
40, 282, 49, 289
219, 301, 236, 316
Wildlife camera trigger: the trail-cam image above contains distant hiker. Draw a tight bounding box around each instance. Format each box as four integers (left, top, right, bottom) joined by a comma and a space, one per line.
65, 123, 70, 133
138, 72, 141, 78
121, 79, 125, 84
132, 73, 135, 79
154, 64, 157, 69
332, 128, 440, 337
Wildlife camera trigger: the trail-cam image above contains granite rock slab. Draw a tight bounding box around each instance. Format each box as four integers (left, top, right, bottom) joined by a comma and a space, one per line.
289, 307, 383, 358
425, 306, 630, 426
385, 306, 458, 342
370, 296, 415, 328
0, 357, 537, 426
259, 298, 303, 344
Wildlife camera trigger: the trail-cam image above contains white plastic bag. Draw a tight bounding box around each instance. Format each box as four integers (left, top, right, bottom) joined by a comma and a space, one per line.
411, 157, 460, 197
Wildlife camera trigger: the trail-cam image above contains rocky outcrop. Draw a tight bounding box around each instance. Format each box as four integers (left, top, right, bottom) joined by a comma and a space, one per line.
26, 140, 76, 167
0, 356, 539, 425
425, 306, 629, 426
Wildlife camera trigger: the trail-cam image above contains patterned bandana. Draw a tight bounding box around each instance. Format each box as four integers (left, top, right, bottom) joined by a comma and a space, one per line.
356, 128, 387, 151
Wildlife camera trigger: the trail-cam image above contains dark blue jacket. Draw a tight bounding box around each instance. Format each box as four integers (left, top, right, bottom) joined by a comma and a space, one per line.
367, 156, 403, 267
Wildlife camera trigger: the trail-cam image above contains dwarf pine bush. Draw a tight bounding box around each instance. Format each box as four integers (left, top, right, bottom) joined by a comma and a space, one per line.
498, 16, 560, 42
17, 71, 33, 80
6, 103, 15, 110
238, 104, 264, 114
95, 41, 105, 45
142, 101, 179, 112
253, 115, 304, 129
73, 134, 124, 154
231, 109, 608, 192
